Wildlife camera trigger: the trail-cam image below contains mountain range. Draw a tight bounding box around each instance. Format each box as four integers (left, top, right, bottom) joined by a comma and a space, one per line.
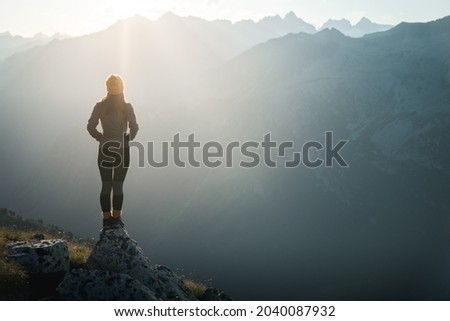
0, 12, 391, 61
0, 31, 68, 61
0, 13, 448, 300
319, 17, 392, 37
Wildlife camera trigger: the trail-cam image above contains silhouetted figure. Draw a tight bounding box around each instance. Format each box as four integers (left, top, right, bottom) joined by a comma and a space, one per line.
87, 75, 139, 228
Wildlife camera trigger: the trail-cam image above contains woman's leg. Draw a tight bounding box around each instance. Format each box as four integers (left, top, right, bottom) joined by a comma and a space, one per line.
98, 148, 114, 217
111, 147, 130, 217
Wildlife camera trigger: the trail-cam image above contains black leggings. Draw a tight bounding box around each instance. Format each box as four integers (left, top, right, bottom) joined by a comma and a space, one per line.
97, 146, 130, 212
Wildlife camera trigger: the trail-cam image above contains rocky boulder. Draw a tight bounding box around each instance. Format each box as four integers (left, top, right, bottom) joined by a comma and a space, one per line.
56, 269, 158, 300
84, 227, 197, 301
7, 239, 69, 274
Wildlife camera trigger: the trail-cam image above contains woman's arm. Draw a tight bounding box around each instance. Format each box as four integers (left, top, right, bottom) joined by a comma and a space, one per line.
87, 103, 103, 141
126, 103, 139, 140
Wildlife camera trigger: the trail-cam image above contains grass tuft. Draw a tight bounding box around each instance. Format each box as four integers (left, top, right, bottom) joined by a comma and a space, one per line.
183, 278, 208, 299
67, 242, 92, 268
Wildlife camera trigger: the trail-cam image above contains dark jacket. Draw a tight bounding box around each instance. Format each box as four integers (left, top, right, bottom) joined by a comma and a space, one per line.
87, 96, 139, 147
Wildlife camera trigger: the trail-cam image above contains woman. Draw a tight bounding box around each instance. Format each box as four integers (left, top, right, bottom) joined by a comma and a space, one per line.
87, 74, 139, 229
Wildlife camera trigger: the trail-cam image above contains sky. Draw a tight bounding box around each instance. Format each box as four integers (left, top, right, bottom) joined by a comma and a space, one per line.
0, 0, 449, 37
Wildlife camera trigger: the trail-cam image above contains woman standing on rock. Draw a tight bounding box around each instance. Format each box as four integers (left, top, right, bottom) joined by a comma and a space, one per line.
87, 74, 139, 229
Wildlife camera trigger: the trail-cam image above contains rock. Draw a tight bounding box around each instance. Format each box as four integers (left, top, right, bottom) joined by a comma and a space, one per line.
32, 233, 45, 240
86, 228, 157, 286
152, 264, 198, 301
7, 239, 69, 274
201, 287, 233, 301
86, 227, 197, 300
56, 269, 158, 300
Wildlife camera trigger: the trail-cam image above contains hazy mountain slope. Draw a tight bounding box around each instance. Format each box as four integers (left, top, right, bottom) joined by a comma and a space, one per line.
320, 17, 392, 37
354, 17, 392, 36
0, 31, 67, 61
152, 17, 450, 299
0, 15, 449, 300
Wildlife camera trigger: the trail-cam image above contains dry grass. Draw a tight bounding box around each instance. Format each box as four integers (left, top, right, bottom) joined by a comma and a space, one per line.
0, 229, 30, 299
67, 242, 92, 268
183, 278, 208, 299
1, 228, 36, 242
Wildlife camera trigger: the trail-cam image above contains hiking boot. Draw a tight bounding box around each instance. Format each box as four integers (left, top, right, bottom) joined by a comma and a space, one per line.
102, 211, 112, 219
102, 217, 115, 230
110, 216, 125, 228
112, 209, 122, 218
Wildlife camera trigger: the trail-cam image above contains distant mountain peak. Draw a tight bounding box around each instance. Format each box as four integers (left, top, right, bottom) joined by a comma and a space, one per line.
327, 18, 352, 26
327, 18, 350, 23
319, 18, 352, 33
284, 11, 298, 20
158, 11, 179, 21
33, 32, 48, 41
316, 27, 346, 39
132, 14, 150, 20
260, 14, 282, 23
355, 17, 380, 28
120, 14, 151, 24
320, 17, 392, 37
51, 32, 69, 40
0, 31, 12, 37
357, 17, 372, 24
112, 14, 152, 31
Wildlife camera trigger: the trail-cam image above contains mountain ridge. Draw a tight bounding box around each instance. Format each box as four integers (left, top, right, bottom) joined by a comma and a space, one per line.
0, 30, 70, 61
0, 11, 396, 62
319, 16, 392, 37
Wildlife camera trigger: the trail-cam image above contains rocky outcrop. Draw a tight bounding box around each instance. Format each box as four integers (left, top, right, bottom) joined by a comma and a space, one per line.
201, 287, 233, 301
57, 227, 197, 301
56, 269, 158, 300
86, 228, 156, 287
7, 239, 69, 274
152, 264, 197, 301
4, 221, 228, 300
1, 209, 229, 300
